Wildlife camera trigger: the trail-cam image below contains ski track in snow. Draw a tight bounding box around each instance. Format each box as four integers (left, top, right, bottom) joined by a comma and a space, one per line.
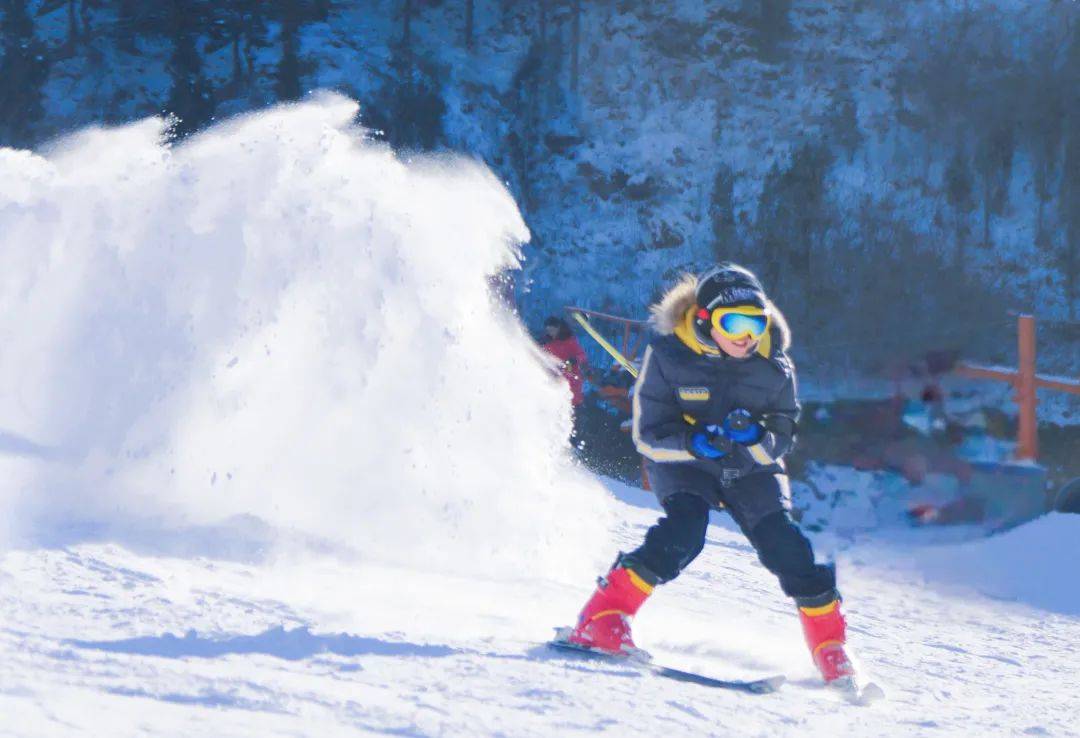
2, 496, 1077, 738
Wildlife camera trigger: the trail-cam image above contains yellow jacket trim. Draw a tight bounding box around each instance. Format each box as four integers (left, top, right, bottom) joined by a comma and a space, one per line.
632, 346, 696, 462
747, 443, 775, 465
674, 309, 715, 355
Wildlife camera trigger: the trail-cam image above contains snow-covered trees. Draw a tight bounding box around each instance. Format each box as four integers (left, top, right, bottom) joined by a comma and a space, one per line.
0, 0, 49, 147
0, 0, 1077, 343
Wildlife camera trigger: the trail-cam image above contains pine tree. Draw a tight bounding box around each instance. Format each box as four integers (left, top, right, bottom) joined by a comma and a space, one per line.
276, 0, 303, 101
1063, 119, 1079, 321
709, 164, 738, 259
1025, 37, 1065, 251
742, 0, 792, 60
115, 0, 140, 52
401, 0, 413, 49
164, 0, 215, 138
945, 147, 974, 272
755, 141, 833, 294
975, 120, 1014, 250
826, 84, 862, 162
0, 0, 50, 147
64, 0, 80, 49
239, 1, 271, 96
1062, 18, 1080, 320
464, 0, 474, 50
112, 1, 172, 57
570, 0, 581, 95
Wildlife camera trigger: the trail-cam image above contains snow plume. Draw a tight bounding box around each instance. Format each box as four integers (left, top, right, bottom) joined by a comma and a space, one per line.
0, 93, 612, 579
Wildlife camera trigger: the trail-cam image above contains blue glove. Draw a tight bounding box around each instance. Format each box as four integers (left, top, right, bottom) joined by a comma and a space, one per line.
722, 409, 764, 445
688, 430, 730, 459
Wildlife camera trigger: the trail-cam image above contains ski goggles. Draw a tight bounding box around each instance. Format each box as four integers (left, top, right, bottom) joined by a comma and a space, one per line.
709, 306, 771, 340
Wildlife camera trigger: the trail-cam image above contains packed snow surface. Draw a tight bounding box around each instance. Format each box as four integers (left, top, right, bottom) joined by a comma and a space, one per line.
2, 100, 1078, 736
2, 490, 1078, 737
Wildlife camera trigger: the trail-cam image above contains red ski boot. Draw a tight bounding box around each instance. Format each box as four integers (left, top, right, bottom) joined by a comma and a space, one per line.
798, 599, 855, 684
566, 566, 653, 655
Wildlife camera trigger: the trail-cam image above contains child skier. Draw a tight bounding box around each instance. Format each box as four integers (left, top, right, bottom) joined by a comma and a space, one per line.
563, 263, 855, 685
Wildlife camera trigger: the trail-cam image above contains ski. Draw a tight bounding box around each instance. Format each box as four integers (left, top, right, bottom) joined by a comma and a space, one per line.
548, 629, 785, 695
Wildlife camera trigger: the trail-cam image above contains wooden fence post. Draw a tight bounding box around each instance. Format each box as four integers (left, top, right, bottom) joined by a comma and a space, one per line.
1015, 314, 1038, 460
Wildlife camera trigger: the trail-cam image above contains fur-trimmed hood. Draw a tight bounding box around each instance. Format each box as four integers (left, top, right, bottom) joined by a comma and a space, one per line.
649, 273, 792, 355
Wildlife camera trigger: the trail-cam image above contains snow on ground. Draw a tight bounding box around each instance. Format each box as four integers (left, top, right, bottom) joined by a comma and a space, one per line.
1, 101, 1078, 737
2, 490, 1079, 737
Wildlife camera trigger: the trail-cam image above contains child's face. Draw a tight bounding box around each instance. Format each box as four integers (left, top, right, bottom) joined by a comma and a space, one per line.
711, 327, 757, 359
545, 325, 559, 338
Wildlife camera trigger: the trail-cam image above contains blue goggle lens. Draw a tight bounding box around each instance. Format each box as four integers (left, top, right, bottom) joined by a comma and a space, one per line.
718, 313, 769, 338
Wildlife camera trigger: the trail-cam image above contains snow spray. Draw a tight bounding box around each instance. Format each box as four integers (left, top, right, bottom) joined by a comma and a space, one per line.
0, 93, 612, 579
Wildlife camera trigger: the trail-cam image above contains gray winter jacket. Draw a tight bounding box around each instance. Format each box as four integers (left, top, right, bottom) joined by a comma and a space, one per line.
631, 275, 800, 478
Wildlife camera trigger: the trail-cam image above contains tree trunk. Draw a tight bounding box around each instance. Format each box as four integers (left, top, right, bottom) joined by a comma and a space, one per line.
276, 10, 301, 102
67, 0, 79, 48
232, 30, 244, 87
1034, 156, 1046, 249
79, 0, 92, 40
955, 212, 965, 275
1069, 243, 1077, 322
465, 0, 474, 50
571, 0, 581, 94
402, 0, 413, 49
1064, 126, 1079, 320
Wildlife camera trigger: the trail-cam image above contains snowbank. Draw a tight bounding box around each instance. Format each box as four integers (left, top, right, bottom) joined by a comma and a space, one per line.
862, 512, 1080, 616
0, 93, 612, 579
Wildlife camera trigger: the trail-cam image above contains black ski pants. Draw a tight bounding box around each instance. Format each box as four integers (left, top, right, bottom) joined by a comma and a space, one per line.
621, 472, 837, 606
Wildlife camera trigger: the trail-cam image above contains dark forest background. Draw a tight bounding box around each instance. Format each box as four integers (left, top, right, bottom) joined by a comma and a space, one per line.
1, 0, 1077, 373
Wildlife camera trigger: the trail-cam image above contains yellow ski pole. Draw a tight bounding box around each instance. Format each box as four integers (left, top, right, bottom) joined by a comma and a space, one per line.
570, 310, 702, 428
570, 311, 641, 379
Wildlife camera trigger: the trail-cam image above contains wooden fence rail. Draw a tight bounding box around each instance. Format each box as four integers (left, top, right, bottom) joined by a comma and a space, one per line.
956, 314, 1080, 460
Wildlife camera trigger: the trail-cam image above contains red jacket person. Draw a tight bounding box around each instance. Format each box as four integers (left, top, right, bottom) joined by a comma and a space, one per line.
540, 316, 589, 407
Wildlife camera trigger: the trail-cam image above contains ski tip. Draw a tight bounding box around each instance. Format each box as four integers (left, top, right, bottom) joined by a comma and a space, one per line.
760, 675, 787, 693
855, 681, 886, 705
829, 677, 886, 705
741, 674, 785, 694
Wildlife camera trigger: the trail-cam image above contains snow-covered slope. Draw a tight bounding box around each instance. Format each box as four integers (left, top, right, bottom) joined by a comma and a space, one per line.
1, 100, 1077, 737
2, 489, 1078, 737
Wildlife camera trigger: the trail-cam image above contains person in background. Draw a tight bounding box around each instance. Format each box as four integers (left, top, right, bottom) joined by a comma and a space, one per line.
540, 316, 589, 408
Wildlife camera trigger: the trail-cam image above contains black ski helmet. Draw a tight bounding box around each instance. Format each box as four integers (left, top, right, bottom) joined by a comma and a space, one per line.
692, 263, 768, 350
